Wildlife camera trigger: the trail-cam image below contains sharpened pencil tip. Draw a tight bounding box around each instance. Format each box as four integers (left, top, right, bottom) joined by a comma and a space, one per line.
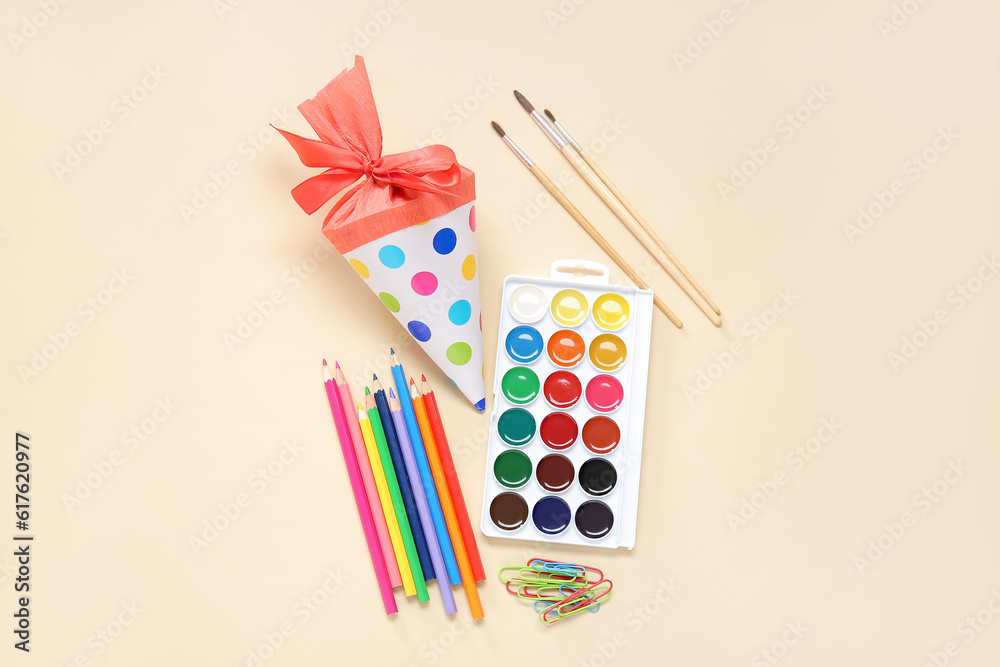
409, 377, 416, 385
364, 386, 371, 396
544, 108, 556, 122
421, 374, 427, 382
322, 358, 327, 366
389, 388, 396, 399
390, 347, 395, 355
334, 360, 340, 369
491, 120, 505, 137
373, 373, 377, 381
513, 90, 534, 113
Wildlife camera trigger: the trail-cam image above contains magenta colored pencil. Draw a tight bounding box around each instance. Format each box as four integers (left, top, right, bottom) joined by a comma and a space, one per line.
335, 363, 402, 589
324, 360, 397, 615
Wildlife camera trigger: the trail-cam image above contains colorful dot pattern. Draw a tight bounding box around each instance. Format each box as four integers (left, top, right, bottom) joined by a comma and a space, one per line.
379, 245, 405, 269
449, 300, 471, 326
349, 258, 370, 279
341, 201, 484, 408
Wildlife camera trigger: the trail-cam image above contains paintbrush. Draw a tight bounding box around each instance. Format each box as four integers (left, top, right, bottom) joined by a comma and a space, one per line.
514, 90, 721, 327
491, 121, 682, 328
545, 107, 720, 317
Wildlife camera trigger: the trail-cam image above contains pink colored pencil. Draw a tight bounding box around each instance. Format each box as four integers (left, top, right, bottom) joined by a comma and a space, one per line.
335, 363, 402, 589
324, 361, 397, 615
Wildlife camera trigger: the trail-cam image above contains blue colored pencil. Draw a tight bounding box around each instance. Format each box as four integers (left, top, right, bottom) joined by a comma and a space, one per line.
390, 350, 462, 586
372, 377, 434, 581
389, 388, 458, 615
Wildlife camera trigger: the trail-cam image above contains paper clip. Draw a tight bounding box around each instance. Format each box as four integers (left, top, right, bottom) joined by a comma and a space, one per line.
531, 583, 585, 612
498, 565, 537, 584
503, 562, 589, 597
512, 566, 573, 584
505, 572, 580, 597
528, 558, 603, 583
528, 559, 586, 578
540, 580, 613, 624
515, 581, 565, 600
498, 558, 612, 624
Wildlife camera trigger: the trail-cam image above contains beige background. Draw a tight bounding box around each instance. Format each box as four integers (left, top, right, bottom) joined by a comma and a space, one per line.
2, 0, 999, 665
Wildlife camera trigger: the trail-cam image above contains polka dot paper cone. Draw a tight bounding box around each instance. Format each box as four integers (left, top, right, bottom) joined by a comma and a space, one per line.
345, 201, 486, 410
274, 57, 483, 409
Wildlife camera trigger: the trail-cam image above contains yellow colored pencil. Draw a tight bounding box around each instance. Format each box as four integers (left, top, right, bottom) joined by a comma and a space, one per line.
359, 404, 416, 597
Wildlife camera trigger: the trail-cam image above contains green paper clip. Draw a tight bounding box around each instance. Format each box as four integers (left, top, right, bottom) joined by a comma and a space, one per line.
499, 560, 613, 624
539, 581, 613, 624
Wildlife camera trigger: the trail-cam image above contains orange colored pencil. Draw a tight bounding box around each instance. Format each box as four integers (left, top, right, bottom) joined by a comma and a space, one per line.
420, 375, 485, 583
410, 380, 484, 620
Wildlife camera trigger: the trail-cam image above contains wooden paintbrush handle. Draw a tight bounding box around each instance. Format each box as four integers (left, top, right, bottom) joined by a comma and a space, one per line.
560, 145, 721, 327
579, 149, 721, 317
529, 164, 683, 328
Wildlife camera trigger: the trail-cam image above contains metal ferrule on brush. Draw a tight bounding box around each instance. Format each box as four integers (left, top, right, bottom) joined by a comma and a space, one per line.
530, 111, 567, 149
502, 135, 534, 167
551, 119, 582, 152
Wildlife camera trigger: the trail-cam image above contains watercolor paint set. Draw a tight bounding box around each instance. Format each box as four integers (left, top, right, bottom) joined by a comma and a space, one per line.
480, 260, 653, 549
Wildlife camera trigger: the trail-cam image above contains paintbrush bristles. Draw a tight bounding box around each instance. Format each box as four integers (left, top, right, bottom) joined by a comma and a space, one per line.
513, 90, 534, 113
541, 108, 579, 150
514, 91, 566, 149
491, 121, 506, 137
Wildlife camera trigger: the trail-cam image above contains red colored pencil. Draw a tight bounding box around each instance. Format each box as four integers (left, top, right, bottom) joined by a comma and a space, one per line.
420, 375, 485, 582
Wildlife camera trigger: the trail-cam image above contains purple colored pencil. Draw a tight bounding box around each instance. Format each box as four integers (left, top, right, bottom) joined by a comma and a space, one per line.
390, 388, 458, 615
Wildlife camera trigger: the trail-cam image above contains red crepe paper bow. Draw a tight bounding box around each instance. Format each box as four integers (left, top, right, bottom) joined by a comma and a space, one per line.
275, 56, 460, 228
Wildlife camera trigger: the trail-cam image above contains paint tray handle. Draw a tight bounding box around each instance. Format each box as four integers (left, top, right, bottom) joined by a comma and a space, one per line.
549, 259, 610, 285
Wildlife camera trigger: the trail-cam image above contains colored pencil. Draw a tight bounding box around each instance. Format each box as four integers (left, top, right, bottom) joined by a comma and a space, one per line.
491, 121, 682, 328
322, 361, 397, 615
389, 350, 462, 586
372, 377, 435, 582
366, 392, 428, 602
359, 403, 416, 596
389, 388, 458, 615
514, 90, 721, 327
334, 363, 401, 589
545, 107, 721, 317
420, 375, 485, 583
411, 379, 484, 620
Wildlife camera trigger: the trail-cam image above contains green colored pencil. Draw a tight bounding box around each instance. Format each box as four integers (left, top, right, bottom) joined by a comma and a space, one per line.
366, 391, 428, 602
